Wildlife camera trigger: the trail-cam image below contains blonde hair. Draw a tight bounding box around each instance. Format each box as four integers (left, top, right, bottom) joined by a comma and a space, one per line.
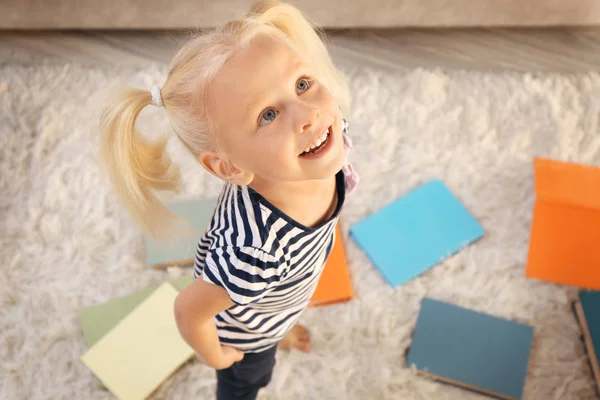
99, 0, 351, 236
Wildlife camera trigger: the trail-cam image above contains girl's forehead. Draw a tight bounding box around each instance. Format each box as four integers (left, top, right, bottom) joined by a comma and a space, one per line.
221, 43, 296, 83
236, 34, 304, 70
209, 35, 308, 110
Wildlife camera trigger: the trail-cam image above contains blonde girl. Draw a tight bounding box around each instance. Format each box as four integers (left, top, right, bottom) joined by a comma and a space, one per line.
99, 1, 358, 398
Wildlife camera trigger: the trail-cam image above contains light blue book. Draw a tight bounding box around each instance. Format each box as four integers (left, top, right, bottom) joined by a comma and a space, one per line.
144, 198, 218, 268
406, 298, 534, 400
349, 179, 484, 286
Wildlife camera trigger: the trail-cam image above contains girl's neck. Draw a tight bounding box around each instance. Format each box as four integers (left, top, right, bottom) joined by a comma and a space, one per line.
249, 176, 338, 228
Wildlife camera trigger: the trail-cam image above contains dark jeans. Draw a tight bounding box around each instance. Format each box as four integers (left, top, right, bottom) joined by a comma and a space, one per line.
216, 345, 277, 400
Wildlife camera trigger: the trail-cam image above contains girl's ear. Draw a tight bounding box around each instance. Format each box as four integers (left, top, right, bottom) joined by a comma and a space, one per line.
198, 151, 254, 186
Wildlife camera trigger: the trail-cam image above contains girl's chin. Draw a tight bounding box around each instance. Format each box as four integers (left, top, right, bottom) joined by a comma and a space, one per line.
306, 157, 347, 180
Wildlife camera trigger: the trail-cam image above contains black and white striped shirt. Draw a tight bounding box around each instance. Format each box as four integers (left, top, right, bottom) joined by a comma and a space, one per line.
193, 170, 347, 353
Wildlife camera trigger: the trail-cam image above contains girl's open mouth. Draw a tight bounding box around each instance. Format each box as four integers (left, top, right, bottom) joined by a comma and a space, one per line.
299, 126, 332, 158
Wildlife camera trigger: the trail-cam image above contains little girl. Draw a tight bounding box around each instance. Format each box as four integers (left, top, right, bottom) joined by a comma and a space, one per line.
99, 1, 358, 398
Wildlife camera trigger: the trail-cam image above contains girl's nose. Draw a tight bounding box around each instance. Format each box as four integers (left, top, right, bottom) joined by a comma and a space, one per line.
298, 106, 320, 133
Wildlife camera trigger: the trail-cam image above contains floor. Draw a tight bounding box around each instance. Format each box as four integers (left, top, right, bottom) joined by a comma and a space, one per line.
3, 28, 600, 73
3, 27, 600, 400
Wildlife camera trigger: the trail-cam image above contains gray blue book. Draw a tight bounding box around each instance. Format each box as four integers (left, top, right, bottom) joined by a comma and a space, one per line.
350, 179, 484, 287
573, 291, 600, 396
405, 297, 534, 400
144, 198, 217, 268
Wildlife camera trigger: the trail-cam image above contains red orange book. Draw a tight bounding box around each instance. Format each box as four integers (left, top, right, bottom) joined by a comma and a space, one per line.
310, 224, 354, 306
525, 157, 600, 289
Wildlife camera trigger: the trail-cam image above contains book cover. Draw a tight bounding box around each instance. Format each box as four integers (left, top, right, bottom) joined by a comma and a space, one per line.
81, 283, 195, 400
350, 179, 484, 287
526, 158, 600, 289
144, 198, 217, 268
310, 224, 353, 307
79, 275, 193, 349
572, 290, 600, 396
405, 297, 534, 400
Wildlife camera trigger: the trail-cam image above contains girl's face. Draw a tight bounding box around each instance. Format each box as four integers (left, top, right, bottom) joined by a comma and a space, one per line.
203, 34, 346, 187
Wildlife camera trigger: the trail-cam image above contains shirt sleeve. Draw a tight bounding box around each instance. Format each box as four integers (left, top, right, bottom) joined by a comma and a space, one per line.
202, 246, 283, 306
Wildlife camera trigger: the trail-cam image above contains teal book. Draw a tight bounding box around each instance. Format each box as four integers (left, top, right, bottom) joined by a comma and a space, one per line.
573, 291, 600, 396
350, 179, 484, 287
144, 198, 218, 268
405, 298, 534, 400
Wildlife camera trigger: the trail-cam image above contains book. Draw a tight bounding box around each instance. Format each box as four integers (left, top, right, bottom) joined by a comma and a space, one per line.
349, 179, 484, 287
572, 291, 600, 396
81, 282, 195, 400
526, 158, 600, 289
79, 276, 193, 350
405, 298, 534, 400
144, 198, 217, 268
309, 224, 353, 307
79, 276, 193, 390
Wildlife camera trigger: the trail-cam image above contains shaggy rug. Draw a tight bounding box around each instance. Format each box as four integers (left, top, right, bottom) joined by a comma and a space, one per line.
1, 56, 599, 400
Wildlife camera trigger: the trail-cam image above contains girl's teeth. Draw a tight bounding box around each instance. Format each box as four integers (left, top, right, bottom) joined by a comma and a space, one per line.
310, 132, 328, 149
301, 129, 330, 155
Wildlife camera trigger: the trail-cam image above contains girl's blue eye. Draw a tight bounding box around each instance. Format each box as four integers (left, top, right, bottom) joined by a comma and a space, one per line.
296, 78, 310, 94
259, 108, 278, 126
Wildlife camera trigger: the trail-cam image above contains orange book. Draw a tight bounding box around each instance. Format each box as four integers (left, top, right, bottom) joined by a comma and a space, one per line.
525, 157, 600, 289
310, 224, 354, 306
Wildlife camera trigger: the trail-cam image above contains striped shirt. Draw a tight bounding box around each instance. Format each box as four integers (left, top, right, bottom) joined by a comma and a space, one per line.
193, 170, 346, 353
193, 119, 358, 353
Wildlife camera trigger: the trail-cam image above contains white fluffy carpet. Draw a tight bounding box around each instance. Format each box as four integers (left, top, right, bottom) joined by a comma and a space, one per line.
2, 58, 599, 400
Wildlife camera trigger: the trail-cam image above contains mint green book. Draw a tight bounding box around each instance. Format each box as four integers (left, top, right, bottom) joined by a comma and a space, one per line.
144, 198, 217, 268
79, 276, 193, 349
78, 276, 193, 388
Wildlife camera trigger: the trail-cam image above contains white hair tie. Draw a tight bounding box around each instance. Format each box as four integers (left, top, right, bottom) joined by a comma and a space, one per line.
150, 86, 163, 108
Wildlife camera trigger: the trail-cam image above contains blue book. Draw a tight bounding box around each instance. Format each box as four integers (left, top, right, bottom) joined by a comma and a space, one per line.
350, 179, 484, 286
144, 198, 217, 268
405, 298, 534, 400
573, 291, 600, 396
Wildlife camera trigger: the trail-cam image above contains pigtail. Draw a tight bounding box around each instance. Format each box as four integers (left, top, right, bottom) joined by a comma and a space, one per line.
99, 87, 182, 236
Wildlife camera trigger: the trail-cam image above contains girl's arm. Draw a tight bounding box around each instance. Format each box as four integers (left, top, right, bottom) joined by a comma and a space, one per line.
174, 278, 244, 369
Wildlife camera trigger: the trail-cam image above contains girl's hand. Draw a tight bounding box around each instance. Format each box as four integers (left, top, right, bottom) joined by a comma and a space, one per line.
196, 345, 244, 370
